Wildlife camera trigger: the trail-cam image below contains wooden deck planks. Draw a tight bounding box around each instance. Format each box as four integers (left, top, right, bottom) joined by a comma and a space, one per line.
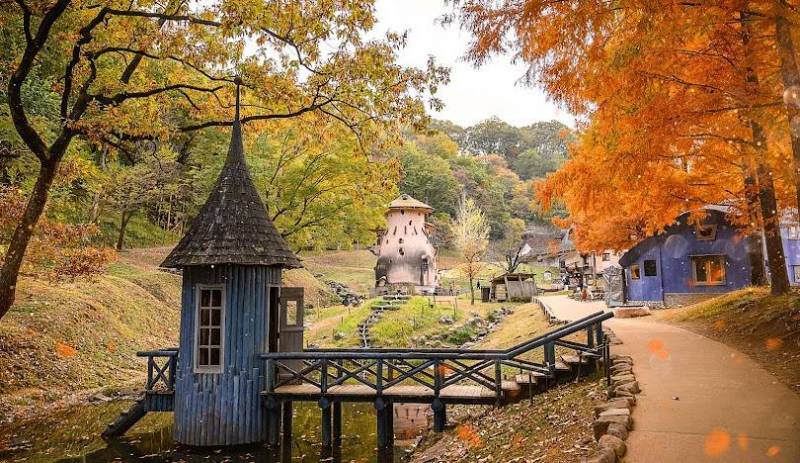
267, 383, 501, 402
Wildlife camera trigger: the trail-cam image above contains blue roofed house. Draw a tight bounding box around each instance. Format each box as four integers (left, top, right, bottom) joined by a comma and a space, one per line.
618, 207, 759, 307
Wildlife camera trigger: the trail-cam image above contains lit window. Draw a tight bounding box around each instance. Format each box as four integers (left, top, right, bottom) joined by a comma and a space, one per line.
692, 255, 726, 285
643, 260, 657, 276
196, 286, 224, 372
630, 264, 641, 280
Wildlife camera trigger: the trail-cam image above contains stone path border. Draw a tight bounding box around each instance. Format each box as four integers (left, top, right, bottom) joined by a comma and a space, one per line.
585, 328, 640, 463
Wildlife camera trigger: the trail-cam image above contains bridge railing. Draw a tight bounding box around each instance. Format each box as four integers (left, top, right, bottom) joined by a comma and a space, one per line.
136, 348, 178, 392
261, 311, 613, 400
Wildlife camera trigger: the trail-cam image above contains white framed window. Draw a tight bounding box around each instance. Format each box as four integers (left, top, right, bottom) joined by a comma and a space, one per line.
195, 285, 224, 373
691, 255, 726, 285
602, 252, 611, 262
793, 265, 800, 282
788, 225, 800, 240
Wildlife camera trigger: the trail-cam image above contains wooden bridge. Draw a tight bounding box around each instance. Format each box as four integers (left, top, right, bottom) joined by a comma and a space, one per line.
105, 309, 613, 453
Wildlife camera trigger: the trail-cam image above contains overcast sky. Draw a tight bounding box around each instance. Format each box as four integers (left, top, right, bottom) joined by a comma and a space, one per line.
373, 0, 574, 128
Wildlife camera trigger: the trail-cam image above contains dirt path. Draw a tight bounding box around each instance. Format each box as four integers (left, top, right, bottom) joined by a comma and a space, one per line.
538, 295, 800, 463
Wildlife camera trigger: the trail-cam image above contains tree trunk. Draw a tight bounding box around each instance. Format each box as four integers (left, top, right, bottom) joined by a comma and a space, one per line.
775, 1, 800, 211
116, 210, 133, 251
741, 7, 790, 295
753, 122, 791, 295
468, 273, 475, 305
0, 161, 58, 319
744, 171, 768, 285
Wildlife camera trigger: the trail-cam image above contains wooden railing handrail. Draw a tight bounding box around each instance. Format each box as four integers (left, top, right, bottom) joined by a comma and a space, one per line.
261, 311, 612, 361
136, 348, 179, 357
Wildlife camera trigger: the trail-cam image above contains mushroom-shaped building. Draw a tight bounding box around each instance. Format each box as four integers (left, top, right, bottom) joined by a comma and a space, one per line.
372, 194, 438, 293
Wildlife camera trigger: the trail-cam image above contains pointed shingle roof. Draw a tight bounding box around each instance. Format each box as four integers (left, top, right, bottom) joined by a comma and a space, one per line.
161, 83, 301, 269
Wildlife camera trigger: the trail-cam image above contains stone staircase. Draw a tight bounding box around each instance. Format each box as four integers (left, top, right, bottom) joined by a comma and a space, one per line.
357, 294, 410, 348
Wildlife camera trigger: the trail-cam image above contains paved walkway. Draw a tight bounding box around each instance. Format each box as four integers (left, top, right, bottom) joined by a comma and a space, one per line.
538, 295, 800, 463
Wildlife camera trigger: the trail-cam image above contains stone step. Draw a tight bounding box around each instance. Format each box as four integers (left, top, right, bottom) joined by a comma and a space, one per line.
561, 354, 592, 365
514, 372, 549, 384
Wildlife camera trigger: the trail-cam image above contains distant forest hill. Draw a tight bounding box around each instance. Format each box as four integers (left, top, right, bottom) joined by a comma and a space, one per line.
394, 117, 571, 246
430, 117, 572, 180
0, 111, 570, 284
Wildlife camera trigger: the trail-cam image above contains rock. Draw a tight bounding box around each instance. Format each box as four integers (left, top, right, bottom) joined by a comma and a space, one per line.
609, 354, 632, 363
598, 408, 631, 418
610, 389, 636, 401
438, 316, 454, 325
610, 373, 635, 383
598, 434, 627, 458
333, 332, 345, 341
594, 400, 633, 417
593, 415, 631, 440
606, 422, 629, 440
583, 446, 617, 463
614, 381, 640, 395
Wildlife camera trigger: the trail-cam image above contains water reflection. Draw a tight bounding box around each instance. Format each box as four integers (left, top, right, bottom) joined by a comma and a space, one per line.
0, 401, 429, 463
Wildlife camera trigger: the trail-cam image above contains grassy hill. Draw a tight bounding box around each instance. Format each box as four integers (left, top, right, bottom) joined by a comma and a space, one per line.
0, 252, 182, 422
300, 249, 377, 295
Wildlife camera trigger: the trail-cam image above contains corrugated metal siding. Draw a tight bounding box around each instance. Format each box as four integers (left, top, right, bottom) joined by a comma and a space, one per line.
174, 264, 281, 446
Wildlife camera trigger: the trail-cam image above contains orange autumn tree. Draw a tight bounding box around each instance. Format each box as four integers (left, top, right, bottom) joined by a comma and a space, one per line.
455, 0, 799, 294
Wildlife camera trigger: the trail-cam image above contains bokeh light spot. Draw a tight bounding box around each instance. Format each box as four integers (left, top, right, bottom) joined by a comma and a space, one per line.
766, 446, 781, 457
736, 432, 749, 451
704, 429, 731, 457
765, 338, 784, 351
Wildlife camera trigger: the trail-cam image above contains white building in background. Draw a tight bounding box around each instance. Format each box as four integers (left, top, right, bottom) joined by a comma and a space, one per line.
371, 194, 439, 293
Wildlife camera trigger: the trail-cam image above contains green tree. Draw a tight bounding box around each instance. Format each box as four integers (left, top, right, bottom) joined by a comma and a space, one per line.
451, 197, 490, 305
0, 0, 447, 318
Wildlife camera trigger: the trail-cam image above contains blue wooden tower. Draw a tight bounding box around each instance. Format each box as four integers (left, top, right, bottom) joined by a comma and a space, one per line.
159, 81, 302, 446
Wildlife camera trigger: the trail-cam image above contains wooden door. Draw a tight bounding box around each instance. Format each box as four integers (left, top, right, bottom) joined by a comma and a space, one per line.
279, 287, 305, 353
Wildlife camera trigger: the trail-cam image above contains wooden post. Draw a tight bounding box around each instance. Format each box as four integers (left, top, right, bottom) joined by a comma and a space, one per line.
432, 359, 446, 431
432, 398, 446, 432
266, 396, 281, 446
282, 401, 293, 444
333, 401, 342, 445
494, 360, 502, 406
375, 397, 390, 449
320, 397, 332, 448
387, 401, 395, 446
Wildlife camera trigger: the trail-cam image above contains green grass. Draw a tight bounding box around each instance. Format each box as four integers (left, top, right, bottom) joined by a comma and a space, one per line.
371, 297, 465, 347
306, 298, 381, 347
98, 213, 180, 249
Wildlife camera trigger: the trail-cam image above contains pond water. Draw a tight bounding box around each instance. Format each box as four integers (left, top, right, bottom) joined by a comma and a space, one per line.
0, 400, 431, 463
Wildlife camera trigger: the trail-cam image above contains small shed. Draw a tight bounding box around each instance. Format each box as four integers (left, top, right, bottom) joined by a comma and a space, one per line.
160, 83, 303, 446
490, 273, 537, 302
